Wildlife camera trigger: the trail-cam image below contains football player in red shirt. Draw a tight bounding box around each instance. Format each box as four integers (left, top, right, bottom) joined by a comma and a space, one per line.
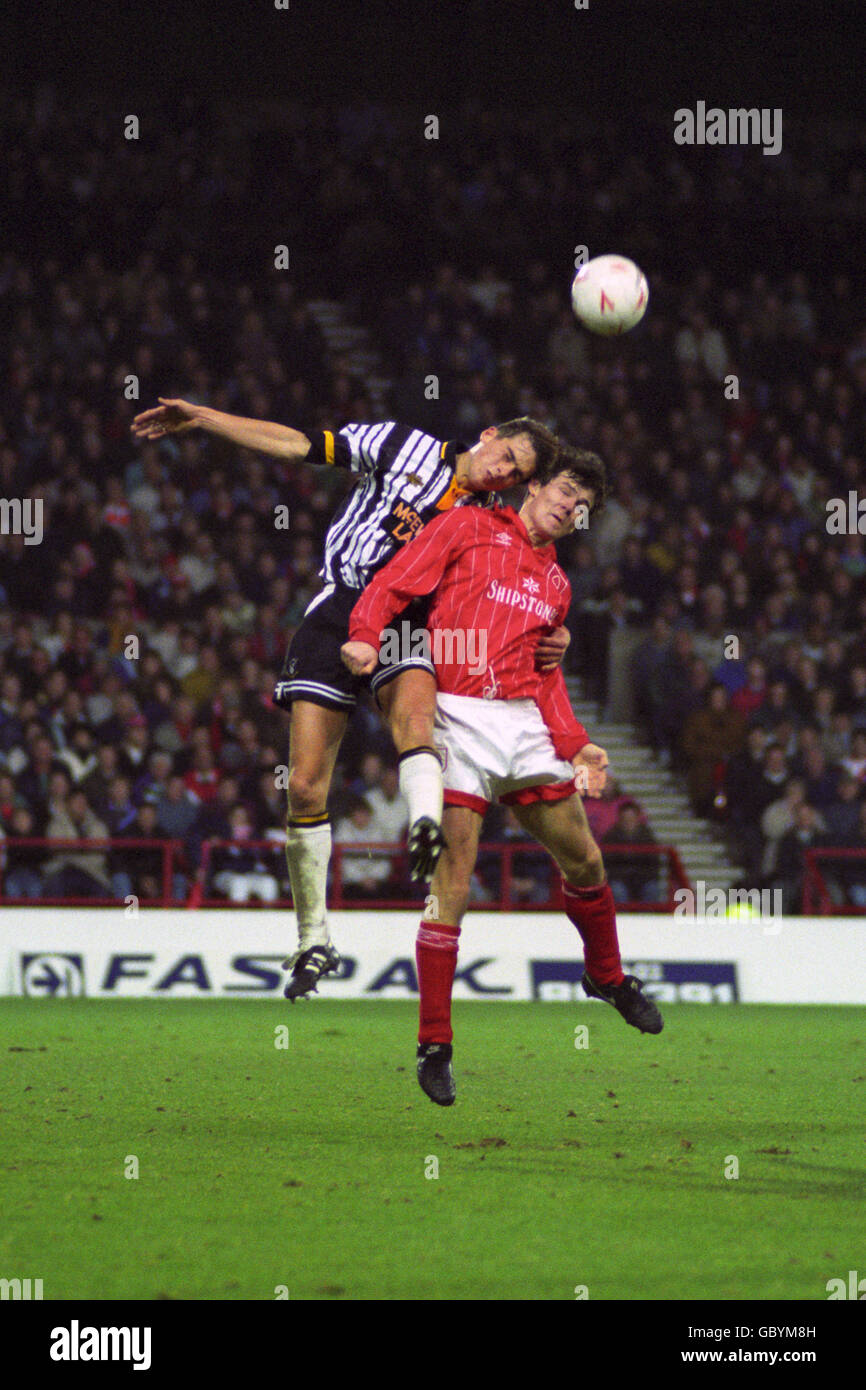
343, 447, 663, 1105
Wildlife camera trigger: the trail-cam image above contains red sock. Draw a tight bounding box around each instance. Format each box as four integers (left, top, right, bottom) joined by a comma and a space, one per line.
562, 878, 624, 986
416, 921, 460, 1044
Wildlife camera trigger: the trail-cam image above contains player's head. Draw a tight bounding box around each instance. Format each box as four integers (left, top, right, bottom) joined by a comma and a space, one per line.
521, 445, 607, 543
461, 418, 558, 492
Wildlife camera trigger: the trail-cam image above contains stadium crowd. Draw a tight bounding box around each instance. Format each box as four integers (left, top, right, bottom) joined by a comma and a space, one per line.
1, 90, 866, 910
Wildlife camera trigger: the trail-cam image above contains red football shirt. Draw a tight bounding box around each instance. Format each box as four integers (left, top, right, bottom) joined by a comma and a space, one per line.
349, 505, 590, 761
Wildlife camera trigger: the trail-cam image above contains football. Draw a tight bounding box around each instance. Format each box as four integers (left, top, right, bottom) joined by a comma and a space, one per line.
571, 254, 649, 335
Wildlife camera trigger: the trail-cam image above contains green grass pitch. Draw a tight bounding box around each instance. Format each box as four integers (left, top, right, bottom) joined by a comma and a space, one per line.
1, 999, 864, 1301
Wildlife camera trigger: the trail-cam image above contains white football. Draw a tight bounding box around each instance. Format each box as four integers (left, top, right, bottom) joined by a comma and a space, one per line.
571, 254, 649, 336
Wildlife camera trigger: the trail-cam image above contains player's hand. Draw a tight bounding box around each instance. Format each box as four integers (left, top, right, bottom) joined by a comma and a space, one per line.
536, 625, 570, 670
131, 398, 201, 440
573, 742, 608, 798
341, 640, 378, 676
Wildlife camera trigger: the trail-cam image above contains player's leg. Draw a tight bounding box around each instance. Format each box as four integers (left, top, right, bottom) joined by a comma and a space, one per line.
508, 791, 603, 885
288, 697, 347, 816
273, 583, 363, 999
377, 667, 445, 881
414, 803, 484, 1105
510, 793, 663, 1033
282, 698, 348, 1000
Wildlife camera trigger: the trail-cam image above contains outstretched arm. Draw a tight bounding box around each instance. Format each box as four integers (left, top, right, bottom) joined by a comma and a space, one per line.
131, 398, 311, 462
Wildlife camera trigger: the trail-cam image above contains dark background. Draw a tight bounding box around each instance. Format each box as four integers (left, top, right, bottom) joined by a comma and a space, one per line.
3, 1, 864, 111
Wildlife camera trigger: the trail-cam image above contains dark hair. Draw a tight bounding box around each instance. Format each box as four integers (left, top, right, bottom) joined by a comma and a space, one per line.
538, 443, 608, 516
492, 417, 559, 477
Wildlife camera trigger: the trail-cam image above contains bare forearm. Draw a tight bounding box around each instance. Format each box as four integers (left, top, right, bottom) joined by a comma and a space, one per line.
195, 407, 311, 460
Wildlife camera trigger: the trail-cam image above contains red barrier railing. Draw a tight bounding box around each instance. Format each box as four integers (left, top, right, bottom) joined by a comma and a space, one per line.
803, 847, 866, 915
0, 837, 183, 906
0, 835, 691, 911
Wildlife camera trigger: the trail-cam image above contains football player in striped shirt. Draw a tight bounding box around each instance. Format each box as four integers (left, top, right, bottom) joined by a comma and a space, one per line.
343, 446, 663, 1104
131, 400, 565, 999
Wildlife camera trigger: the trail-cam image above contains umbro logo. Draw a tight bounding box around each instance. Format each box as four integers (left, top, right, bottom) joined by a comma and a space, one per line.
494, 533, 512, 546
522, 577, 540, 594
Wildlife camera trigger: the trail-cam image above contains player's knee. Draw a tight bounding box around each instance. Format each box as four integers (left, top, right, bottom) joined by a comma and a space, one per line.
433, 853, 473, 919
436, 883, 470, 925
582, 841, 605, 884
391, 706, 434, 751
562, 836, 604, 885
288, 767, 327, 817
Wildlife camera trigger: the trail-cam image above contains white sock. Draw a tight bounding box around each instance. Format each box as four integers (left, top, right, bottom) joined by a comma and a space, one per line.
398, 748, 443, 827
284, 819, 331, 953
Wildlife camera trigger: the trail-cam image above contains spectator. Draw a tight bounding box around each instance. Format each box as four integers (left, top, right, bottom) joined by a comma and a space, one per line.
102, 775, 137, 834
800, 746, 841, 812
56, 723, 98, 785
760, 777, 808, 880
730, 658, 768, 720
211, 805, 279, 904
824, 772, 864, 843
333, 797, 397, 899
363, 764, 409, 844
774, 803, 828, 913
583, 774, 639, 840
838, 802, 866, 907
43, 790, 112, 900
2, 806, 44, 899
133, 750, 175, 807
602, 801, 662, 905
841, 728, 866, 785
155, 775, 201, 844
680, 685, 747, 815
183, 744, 222, 804
189, 775, 240, 869
82, 743, 122, 814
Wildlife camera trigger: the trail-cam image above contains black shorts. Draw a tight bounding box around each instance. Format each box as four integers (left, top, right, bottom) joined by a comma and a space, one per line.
272, 583, 435, 713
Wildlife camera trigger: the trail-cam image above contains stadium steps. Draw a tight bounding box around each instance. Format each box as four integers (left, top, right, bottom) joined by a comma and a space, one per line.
307, 300, 391, 413
565, 682, 747, 894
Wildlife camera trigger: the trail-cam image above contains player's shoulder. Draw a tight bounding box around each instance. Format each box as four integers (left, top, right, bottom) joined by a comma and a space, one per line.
481, 505, 537, 547
445, 501, 499, 534
469, 503, 515, 531
337, 420, 398, 447
346, 420, 450, 469
341, 420, 441, 449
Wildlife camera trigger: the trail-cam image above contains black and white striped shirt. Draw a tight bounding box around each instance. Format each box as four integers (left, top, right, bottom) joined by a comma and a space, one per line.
304, 421, 493, 590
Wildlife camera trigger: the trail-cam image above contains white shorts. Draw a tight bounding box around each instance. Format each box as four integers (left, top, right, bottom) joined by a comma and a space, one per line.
433, 693, 577, 814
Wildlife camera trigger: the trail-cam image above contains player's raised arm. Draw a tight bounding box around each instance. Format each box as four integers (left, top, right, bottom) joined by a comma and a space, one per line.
131, 398, 312, 462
